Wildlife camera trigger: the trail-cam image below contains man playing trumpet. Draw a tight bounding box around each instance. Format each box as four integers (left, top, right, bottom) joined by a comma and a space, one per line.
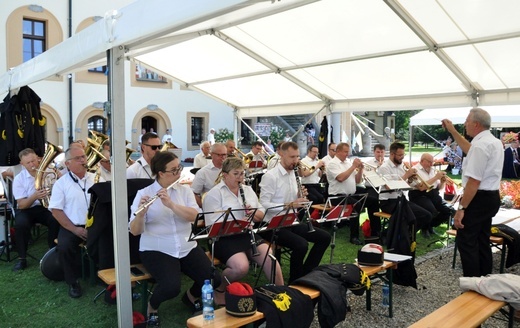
300, 144, 326, 204
409, 153, 455, 236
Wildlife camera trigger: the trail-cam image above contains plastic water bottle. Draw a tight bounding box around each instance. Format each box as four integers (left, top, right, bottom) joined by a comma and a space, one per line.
202, 279, 215, 321
382, 283, 390, 307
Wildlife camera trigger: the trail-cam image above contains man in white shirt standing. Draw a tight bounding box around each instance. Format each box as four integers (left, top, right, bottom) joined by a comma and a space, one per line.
207, 128, 216, 145
191, 143, 227, 208
300, 144, 325, 204
127, 132, 161, 179
259, 141, 331, 284
193, 141, 211, 169
442, 108, 503, 277
161, 129, 173, 144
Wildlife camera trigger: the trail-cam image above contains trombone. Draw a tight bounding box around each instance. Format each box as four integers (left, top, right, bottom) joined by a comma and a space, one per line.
234, 147, 253, 164
403, 163, 434, 192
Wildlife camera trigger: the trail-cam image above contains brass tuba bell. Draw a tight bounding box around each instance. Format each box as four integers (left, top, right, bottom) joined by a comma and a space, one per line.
35, 142, 64, 208
161, 141, 177, 152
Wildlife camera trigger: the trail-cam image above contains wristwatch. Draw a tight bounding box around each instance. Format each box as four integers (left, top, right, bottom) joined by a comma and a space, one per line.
457, 204, 465, 211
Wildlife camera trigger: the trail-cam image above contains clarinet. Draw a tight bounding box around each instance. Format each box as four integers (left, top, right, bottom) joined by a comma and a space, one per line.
293, 165, 315, 232
239, 183, 260, 257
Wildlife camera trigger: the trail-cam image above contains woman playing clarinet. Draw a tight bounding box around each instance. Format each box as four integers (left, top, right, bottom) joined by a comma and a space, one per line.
203, 157, 284, 288
129, 151, 222, 326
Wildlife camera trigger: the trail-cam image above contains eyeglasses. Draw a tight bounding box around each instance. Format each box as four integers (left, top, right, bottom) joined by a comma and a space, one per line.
144, 144, 163, 150
68, 155, 87, 162
164, 165, 184, 175
329, 148, 336, 152
212, 153, 228, 157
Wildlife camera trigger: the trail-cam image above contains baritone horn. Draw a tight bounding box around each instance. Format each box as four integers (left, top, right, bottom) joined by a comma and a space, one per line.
35, 142, 64, 208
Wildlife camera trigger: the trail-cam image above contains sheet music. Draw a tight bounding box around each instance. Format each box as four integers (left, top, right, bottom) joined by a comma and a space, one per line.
384, 179, 411, 190
364, 171, 387, 188
384, 252, 412, 262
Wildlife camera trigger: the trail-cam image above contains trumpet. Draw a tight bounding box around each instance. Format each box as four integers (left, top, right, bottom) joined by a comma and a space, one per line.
403, 163, 434, 192
438, 171, 462, 188
133, 175, 185, 215
362, 162, 379, 171
298, 161, 315, 172
234, 147, 253, 164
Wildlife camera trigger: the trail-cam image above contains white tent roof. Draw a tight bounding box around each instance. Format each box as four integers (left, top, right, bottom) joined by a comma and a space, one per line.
2, 0, 520, 116
410, 105, 520, 127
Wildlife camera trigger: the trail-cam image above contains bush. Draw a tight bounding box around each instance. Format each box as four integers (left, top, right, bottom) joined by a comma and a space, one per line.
215, 128, 234, 143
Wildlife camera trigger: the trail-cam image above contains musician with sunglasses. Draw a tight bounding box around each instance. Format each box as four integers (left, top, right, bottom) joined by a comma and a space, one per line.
130, 151, 222, 326
127, 132, 162, 179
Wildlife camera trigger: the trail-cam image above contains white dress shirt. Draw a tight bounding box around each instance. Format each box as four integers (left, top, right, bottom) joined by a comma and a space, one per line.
48, 171, 95, 225
378, 159, 407, 200
126, 156, 154, 179
266, 153, 281, 171
414, 163, 438, 189
193, 152, 211, 169
161, 134, 173, 144
191, 162, 221, 195
203, 181, 264, 226
321, 154, 334, 167
300, 156, 321, 184
462, 130, 503, 190
259, 164, 299, 222
326, 156, 356, 195
12, 168, 40, 208
129, 181, 200, 258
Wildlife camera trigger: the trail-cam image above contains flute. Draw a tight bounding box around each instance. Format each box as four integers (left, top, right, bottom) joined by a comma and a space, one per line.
293, 166, 315, 232
133, 175, 185, 216
239, 183, 259, 257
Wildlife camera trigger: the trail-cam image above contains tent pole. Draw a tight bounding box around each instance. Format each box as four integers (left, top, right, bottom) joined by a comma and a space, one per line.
409, 124, 413, 164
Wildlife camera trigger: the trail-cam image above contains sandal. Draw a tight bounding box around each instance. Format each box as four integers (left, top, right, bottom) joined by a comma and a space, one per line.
147, 312, 160, 327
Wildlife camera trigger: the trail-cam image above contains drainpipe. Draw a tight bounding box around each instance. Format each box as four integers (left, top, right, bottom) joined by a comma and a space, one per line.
67, 0, 73, 146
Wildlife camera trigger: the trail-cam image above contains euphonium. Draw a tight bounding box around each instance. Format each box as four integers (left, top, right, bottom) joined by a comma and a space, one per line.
161, 141, 177, 152
35, 141, 64, 208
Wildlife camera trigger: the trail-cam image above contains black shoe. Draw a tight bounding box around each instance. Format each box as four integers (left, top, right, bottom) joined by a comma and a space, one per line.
182, 291, 202, 313
13, 259, 27, 272
147, 312, 160, 327
350, 238, 363, 245
68, 282, 82, 298
421, 230, 431, 239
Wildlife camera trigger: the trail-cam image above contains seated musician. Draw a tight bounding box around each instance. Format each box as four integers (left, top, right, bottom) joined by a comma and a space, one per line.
193, 141, 211, 169
326, 142, 365, 245
191, 143, 227, 208
259, 141, 331, 284
410, 153, 455, 236
203, 157, 284, 287
12, 148, 59, 272
96, 149, 111, 182
129, 151, 222, 326
246, 141, 267, 170
320, 142, 336, 167
48, 146, 95, 298
355, 144, 386, 239
378, 142, 433, 238
225, 139, 236, 157
300, 144, 326, 204
127, 132, 161, 179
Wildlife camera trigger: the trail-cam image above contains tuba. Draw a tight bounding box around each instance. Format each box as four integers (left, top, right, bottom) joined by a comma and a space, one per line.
35, 142, 64, 208
161, 141, 177, 152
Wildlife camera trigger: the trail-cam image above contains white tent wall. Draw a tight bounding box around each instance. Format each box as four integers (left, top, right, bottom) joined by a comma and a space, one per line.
410, 105, 520, 127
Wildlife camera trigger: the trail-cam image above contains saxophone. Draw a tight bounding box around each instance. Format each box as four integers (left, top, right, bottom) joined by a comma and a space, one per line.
35, 141, 64, 208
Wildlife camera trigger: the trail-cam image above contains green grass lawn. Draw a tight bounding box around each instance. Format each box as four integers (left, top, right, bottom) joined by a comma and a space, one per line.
0, 212, 453, 328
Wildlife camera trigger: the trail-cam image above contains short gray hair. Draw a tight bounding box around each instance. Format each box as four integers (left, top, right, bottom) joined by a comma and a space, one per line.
469, 108, 491, 129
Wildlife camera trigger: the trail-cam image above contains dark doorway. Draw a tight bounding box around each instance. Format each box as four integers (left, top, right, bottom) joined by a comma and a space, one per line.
141, 116, 158, 134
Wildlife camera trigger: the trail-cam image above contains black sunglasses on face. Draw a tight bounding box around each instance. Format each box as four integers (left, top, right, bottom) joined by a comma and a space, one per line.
144, 144, 162, 150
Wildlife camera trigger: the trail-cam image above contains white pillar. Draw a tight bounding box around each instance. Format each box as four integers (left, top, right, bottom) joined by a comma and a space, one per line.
330, 112, 341, 144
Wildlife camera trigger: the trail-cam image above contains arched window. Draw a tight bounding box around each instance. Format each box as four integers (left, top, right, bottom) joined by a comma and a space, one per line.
88, 116, 106, 134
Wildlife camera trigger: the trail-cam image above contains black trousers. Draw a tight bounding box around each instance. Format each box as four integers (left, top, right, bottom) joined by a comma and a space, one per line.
409, 189, 454, 227
457, 190, 500, 277
14, 205, 59, 259
302, 183, 326, 204
260, 224, 331, 284
140, 246, 222, 310
57, 226, 84, 285
380, 198, 432, 233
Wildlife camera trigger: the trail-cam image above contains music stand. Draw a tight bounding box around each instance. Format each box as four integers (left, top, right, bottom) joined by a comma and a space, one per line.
189, 207, 257, 284
254, 203, 303, 285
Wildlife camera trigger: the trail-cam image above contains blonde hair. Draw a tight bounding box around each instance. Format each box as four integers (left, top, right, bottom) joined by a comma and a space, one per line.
215, 157, 246, 184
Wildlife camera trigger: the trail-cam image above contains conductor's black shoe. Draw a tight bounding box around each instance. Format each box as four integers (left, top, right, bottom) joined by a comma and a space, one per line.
68, 282, 82, 298
350, 238, 363, 245
147, 313, 160, 327
13, 259, 27, 272
421, 230, 431, 239
182, 291, 202, 313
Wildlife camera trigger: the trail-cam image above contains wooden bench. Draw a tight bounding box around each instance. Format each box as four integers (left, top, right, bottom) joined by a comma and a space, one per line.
95, 264, 153, 315
186, 285, 320, 328
409, 290, 513, 328
446, 229, 506, 273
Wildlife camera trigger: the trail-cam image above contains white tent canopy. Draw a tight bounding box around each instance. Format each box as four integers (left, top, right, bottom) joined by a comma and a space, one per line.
2, 0, 520, 116
410, 105, 520, 127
